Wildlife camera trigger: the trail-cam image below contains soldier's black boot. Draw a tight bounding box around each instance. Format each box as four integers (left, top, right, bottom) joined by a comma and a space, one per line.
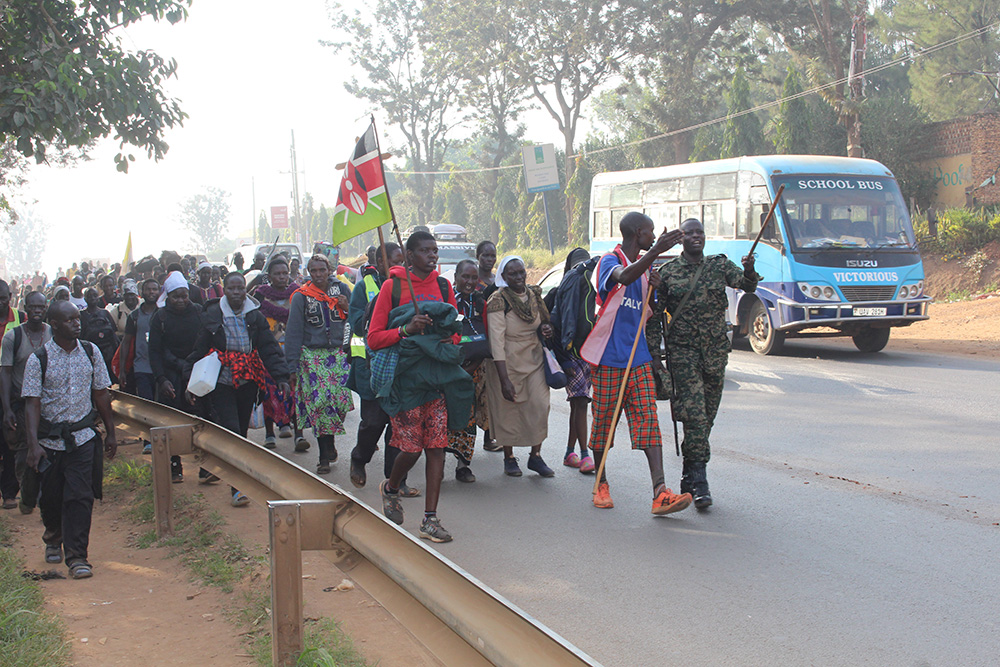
689, 462, 712, 510
680, 459, 694, 496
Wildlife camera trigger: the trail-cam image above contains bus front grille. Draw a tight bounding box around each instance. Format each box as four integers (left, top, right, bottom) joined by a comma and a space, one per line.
839, 285, 897, 302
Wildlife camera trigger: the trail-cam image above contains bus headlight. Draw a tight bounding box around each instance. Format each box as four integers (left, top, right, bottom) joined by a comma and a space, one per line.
899, 282, 923, 300
797, 282, 838, 302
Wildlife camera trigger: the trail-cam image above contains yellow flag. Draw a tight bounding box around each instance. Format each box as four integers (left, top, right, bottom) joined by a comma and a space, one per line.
122, 232, 133, 270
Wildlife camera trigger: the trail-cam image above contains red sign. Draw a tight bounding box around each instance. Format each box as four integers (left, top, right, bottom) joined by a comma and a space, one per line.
271, 206, 289, 229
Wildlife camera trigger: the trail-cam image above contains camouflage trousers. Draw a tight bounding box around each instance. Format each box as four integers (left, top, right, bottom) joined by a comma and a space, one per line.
668, 345, 728, 463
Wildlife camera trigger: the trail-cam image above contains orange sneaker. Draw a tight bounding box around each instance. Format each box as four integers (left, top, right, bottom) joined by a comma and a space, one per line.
652, 488, 692, 515
593, 482, 614, 509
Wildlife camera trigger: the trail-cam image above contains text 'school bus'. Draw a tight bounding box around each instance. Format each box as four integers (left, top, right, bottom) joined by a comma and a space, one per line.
589, 155, 931, 354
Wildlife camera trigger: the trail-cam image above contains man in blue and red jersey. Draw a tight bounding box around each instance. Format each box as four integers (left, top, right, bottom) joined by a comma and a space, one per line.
582, 212, 692, 515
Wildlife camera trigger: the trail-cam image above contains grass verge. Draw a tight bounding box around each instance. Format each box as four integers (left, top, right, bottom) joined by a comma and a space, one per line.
105, 457, 370, 666
0, 513, 70, 667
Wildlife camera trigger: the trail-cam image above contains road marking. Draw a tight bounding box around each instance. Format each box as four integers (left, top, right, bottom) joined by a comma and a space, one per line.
733, 381, 784, 394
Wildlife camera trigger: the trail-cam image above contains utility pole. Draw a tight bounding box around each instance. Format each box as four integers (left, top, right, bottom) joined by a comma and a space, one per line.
252, 176, 257, 244
290, 130, 302, 247
846, 0, 867, 158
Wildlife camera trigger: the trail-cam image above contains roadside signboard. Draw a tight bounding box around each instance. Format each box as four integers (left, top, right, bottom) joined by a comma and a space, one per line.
522, 144, 560, 193
271, 206, 289, 229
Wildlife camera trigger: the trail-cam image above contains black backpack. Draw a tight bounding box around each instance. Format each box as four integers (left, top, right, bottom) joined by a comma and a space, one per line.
549, 256, 600, 357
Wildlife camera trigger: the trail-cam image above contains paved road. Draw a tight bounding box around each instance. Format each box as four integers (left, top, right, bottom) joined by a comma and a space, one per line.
257, 338, 1000, 666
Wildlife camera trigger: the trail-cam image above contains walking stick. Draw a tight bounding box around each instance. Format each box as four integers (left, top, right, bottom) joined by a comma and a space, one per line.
748, 184, 785, 258
592, 281, 654, 494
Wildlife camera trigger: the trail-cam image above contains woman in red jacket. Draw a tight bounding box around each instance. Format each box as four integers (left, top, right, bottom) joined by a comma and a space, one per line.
367, 231, 458, 543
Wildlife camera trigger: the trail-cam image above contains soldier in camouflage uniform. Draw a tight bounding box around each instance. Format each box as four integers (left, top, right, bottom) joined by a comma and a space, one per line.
647, 218, 760, 509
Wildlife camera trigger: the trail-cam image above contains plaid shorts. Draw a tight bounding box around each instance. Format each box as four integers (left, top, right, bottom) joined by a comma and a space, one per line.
389, 397, 448, 453
589, 362, 661, 452
564, 356, 592, 401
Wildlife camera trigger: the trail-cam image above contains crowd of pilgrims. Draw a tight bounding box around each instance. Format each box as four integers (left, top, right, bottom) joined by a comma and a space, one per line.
1, 233, 602, 545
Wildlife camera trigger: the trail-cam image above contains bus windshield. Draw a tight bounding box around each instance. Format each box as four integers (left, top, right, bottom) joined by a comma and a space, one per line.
774, 175, 916, 252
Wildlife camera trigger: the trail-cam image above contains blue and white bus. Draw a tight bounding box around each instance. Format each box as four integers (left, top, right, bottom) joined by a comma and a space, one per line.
589, 156, 931, 354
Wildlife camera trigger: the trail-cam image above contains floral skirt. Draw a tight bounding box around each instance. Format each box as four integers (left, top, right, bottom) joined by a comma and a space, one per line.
448, 365, 486, 464
261, 372, 293, 426
294, 347, 353, 436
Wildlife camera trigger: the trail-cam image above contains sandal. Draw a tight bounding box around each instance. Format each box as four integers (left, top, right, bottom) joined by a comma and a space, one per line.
316, 460, 331, 475
45, 544, 63, 564
579, 455, 596, 474
294, 436, 310, 452
69, 561, 93, 579
563, 452, 581, 468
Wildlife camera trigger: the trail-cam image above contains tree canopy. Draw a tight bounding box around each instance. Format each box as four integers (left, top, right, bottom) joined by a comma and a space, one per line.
0, 0, 190, 170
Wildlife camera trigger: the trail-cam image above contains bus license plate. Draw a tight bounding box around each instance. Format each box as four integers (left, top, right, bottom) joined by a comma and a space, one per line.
853, 307, 887, 317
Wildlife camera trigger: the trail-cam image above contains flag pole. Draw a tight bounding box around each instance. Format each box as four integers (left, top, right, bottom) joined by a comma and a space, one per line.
371, 115, 420, 317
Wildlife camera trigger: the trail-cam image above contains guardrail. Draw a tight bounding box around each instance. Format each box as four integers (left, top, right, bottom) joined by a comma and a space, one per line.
111, 391, 601, 667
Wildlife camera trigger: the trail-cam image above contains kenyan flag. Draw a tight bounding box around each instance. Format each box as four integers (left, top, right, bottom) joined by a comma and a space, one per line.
331, 122, 392, 245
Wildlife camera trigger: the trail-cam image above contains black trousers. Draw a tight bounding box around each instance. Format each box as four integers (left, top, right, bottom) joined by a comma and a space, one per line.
39, 437, 97, 566
351, 398, 401, 479
210, 383, 257, 495
0, 428, 18, 501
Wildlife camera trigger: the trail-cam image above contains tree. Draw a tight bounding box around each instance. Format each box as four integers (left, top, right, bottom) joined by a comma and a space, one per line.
0, 0, 189, 171
510, 0, 639, 225
773, 66, 811, 153
2, 206, 47, 274
424, 0, 530, 241
179, 187, 231, 254
721, 68, 767, 157
440, 173, 470, 229
257, 211, 269, 245
889, 0, 1000, 120
330, 0, 463, 227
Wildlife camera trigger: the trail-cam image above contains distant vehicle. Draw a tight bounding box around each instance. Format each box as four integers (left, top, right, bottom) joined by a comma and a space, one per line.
590, 155, 930, 354
431, 223, 469, 242
229, 243, 303, 269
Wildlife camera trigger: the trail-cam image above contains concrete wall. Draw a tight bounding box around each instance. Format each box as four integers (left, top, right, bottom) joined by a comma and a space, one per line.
919, 113, 1000, 207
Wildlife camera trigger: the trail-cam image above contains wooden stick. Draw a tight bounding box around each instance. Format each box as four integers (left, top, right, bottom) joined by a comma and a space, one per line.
370, 115, 419, 315
748, 183, 785, 258
376, 226, 390, 276
593, 281, 654, 494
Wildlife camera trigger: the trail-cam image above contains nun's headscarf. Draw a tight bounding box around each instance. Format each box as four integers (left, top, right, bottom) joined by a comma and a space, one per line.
157, 271, 189, 307
494, 255, 525, 288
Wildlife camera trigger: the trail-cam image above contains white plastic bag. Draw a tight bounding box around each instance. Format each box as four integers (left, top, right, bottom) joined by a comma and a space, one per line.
249, 403, 264, 430
187, 351, 222, 397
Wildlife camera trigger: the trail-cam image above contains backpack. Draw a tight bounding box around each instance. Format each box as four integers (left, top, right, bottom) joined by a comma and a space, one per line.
82, 310, 119, 354
35, 340, 97, 385
549, 256, 600, 357
360, 275, 450, 343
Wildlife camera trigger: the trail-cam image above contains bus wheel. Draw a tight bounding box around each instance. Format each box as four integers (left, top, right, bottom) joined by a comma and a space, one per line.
852, 327, 890, 353
748, 300, 784, 355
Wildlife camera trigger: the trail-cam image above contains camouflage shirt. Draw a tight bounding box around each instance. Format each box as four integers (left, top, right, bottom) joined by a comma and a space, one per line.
648, 254, 760, 354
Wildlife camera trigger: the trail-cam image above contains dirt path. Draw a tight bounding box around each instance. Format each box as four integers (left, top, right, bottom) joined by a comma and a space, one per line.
6, 446, 440, 667
890, 295, 1000, 359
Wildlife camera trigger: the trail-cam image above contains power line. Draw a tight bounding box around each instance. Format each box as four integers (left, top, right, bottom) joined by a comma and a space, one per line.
385, 19, 1000, 176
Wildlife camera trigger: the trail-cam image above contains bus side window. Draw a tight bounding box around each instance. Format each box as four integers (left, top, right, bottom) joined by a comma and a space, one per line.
757, 205, 782, 244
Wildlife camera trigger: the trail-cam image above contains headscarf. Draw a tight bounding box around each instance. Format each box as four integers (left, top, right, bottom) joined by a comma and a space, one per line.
53, 285, 70, 299
493, 255, 524, 288
156, 271, 189, 307
122, 279, 139, 295
197, 261, 213, 273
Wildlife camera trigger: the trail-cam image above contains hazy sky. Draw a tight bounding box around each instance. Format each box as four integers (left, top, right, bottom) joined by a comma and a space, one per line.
16, 0, 567, 276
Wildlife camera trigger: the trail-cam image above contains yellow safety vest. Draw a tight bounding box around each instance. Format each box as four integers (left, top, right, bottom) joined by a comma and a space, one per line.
3, 308, 22, 337
349, 274, 381, 359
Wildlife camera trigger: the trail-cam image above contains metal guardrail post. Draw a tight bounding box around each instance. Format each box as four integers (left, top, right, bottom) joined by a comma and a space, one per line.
269, 499, 351, 666
270, 501, 304, 667
149, 424, 195, 538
